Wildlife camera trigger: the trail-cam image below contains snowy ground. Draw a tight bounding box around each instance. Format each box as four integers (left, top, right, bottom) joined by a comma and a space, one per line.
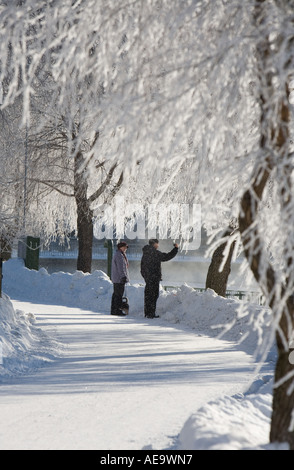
0, 259, 283, 450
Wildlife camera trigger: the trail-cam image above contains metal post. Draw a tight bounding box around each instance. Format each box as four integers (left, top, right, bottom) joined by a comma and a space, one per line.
104, 239, 113, 278
0, 258, 3, 298
23, 124, 28, 233
0, 86, 3, 297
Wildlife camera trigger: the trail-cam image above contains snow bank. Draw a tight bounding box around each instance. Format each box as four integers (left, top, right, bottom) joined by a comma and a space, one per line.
177, 377, 279, 450
157, 285, 273, 358
0, 293, 60, 379
3, 258, 116, 312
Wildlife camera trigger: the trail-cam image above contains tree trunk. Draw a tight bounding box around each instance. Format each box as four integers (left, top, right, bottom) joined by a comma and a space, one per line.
239, 0, 294, 448
0, 237, 12, 261
239, 168, 294, 449
76, 201, 93, 273
73, 149, 123, 273
206, 228, 235, 297
270, 324, 294, 448
74, 151, 93, 273
269, 88, 294, 446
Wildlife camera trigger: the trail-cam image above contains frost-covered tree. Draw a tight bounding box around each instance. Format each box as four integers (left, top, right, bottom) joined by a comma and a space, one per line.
0, 1, 126, 272
30, 56, 126, 272
0, 95, 78, 252
1, 0, 294, 448
0, 102, 29, 255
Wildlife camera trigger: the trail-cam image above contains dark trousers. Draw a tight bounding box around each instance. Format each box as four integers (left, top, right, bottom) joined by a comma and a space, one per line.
144, 278, 160, 318
111, 283, 125, 315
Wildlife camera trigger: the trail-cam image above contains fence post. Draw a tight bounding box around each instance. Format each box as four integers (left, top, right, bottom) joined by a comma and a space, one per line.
0, 258, 2, 297
104, 239, 113, 278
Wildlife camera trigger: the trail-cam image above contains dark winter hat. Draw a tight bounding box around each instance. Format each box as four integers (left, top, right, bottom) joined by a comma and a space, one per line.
149, 238, 159, 246
117, 241, 128, 249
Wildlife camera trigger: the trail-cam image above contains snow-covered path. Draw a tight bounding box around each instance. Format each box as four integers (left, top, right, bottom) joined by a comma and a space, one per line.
0, 301, 255, 450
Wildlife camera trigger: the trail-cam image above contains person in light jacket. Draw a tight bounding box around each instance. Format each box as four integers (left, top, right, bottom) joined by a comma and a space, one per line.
111, 241, 129, 316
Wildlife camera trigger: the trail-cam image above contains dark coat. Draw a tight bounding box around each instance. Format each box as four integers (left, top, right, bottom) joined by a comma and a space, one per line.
140, 245, 178, 281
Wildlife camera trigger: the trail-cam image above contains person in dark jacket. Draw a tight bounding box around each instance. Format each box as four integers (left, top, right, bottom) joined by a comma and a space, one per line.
111, 241, 129, 316
141, 239, 178, 318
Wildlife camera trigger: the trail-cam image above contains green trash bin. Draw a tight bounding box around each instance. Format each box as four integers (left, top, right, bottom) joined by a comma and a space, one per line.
25, 236, 40, 270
